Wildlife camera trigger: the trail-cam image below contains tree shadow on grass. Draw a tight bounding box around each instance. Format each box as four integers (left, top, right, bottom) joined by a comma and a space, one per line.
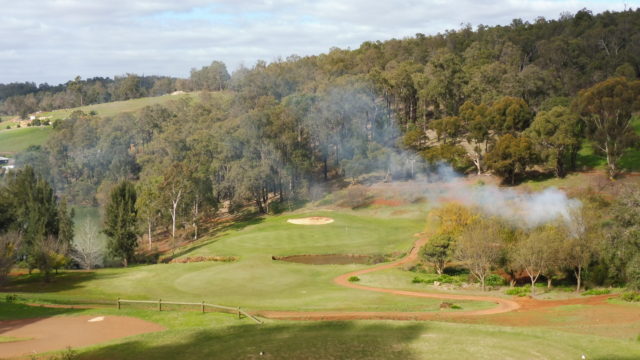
0, 302, 82, 324
79, 322, 425, 360
1, 271, 117, 296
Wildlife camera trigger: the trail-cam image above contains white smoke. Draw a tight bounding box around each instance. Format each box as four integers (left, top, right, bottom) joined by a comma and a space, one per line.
418, 163, 582, 228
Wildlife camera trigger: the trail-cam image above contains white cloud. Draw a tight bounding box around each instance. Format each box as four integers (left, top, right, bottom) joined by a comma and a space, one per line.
0, 0, 636, 84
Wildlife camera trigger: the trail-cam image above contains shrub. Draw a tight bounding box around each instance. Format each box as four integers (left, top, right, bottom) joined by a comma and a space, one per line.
5, 294, 18, 303
485, 274, 506, 287
451, 304, 462, 310
268, 201, 288, 214
621, 292, 640, 302
348, 276, 360, 282
581, 288, 611, 296
505, 285, 531, 297
336, 186, 372, 209
412, 273, 465, 286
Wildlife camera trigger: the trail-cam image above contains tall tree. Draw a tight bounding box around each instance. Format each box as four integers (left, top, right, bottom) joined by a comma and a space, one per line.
563, 204, 602, 292
574, 77, 640, 178
104, 180, 139, 267
486, 134, 537, 185
527, 106, 582, 177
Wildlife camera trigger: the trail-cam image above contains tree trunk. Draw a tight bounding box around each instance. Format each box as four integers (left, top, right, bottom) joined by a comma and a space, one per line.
148, 220, 152, 249
123, 257, 128, 268
547, 277, 552, 289
575, 266, 582, 293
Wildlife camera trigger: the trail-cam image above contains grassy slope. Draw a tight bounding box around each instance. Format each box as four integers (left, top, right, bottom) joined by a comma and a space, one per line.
0, 127, 52, 155
40, 92, 199, 120
1, 303, 639, 360
2, 207, 492, 312
0, 92, 202, 155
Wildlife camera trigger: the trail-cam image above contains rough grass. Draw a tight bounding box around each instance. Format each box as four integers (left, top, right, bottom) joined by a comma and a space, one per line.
40, 92, 202, 120
0, 336, 31, 343
0, 127, 52, 155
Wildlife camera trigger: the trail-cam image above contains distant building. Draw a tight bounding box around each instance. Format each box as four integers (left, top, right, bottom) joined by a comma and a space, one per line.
0, 157, 9, 166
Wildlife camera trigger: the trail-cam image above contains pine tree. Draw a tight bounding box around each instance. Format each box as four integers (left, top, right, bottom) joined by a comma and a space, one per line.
104, 181, 139, 267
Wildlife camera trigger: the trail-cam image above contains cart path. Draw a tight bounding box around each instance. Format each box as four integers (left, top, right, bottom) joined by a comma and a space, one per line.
257, 237, 521, 321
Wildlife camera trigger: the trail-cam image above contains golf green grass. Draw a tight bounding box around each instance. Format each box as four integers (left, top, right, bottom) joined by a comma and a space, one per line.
2, 207, 494, 312
0, 127, 52, 155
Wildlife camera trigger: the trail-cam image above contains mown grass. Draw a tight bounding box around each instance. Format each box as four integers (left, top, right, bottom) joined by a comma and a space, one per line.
2, 302, 639, 360
0, 127, 52, 155
3, 301, 638, 360
1, 207, 497, 312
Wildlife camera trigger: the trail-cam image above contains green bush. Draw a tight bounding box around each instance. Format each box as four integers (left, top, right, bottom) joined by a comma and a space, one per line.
268, 201, 288, 214
621, 292, 640, 302
348, 276, 360, 282
581, 288, 611, 296
5, 294, 18, 303
505, 285, 531, 297
485, 274, 506, 287
412, 273, 465, 285
451, 304, 462, 310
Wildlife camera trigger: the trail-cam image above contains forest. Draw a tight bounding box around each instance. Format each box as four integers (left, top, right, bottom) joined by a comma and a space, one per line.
0, 8, 639, 290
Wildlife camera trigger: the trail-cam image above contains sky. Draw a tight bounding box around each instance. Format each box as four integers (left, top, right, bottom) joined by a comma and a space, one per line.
0, 0, 637, 85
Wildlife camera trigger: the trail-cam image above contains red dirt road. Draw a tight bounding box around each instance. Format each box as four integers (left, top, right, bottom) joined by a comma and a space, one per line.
0, 315, 164, 358
258, 237, 521, 321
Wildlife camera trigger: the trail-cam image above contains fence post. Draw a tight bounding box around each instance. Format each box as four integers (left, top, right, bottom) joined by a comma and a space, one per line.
237, 307, 241, 319
158, 299, 162, 312
201, 301, 205, 313
117, 297, 120, 310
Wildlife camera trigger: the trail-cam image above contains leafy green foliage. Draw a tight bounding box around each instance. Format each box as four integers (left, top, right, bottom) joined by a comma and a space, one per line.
421, 233, 454, 275
104, 181, 139, 267
581, 288, 611, 296
621, 292, 640, 302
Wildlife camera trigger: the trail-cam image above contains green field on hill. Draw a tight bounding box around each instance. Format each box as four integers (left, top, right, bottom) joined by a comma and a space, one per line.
0, 127, 52, 155
40, 92, 200, 120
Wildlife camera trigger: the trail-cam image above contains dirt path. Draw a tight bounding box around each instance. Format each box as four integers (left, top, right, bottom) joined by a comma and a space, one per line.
0, 315, 164, 358
258, 237, 521, 321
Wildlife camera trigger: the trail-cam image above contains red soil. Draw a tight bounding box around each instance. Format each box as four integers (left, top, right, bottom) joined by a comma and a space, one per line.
0, 315, 164, 358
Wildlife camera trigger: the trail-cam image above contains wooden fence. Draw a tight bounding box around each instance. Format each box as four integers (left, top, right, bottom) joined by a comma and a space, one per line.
116, 298, 262, 324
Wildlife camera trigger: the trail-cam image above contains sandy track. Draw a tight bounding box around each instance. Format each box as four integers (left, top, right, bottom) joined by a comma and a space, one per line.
0, 315, 164, 358
257, 237, 521, 321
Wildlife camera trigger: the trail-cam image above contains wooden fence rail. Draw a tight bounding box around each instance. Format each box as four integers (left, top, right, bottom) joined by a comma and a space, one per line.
116, 298, 262, 324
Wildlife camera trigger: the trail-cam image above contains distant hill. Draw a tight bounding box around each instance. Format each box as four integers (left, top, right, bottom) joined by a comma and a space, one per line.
0, 92, 198, 155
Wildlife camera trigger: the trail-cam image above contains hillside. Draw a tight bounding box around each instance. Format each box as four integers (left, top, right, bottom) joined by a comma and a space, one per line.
0, 92, 199, 155
0, 127, 52, 155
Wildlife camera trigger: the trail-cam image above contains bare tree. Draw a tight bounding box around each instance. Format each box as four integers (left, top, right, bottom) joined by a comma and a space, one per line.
456, 219, 503, 291
513, 224, 563, 295
563, 206, 601, 292
0, 232, 21, 284
71, 220, 105, 270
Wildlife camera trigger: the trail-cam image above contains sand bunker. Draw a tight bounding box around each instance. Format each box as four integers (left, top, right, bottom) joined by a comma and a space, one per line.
287, 217, 334, 225
0, 315, 164, 358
